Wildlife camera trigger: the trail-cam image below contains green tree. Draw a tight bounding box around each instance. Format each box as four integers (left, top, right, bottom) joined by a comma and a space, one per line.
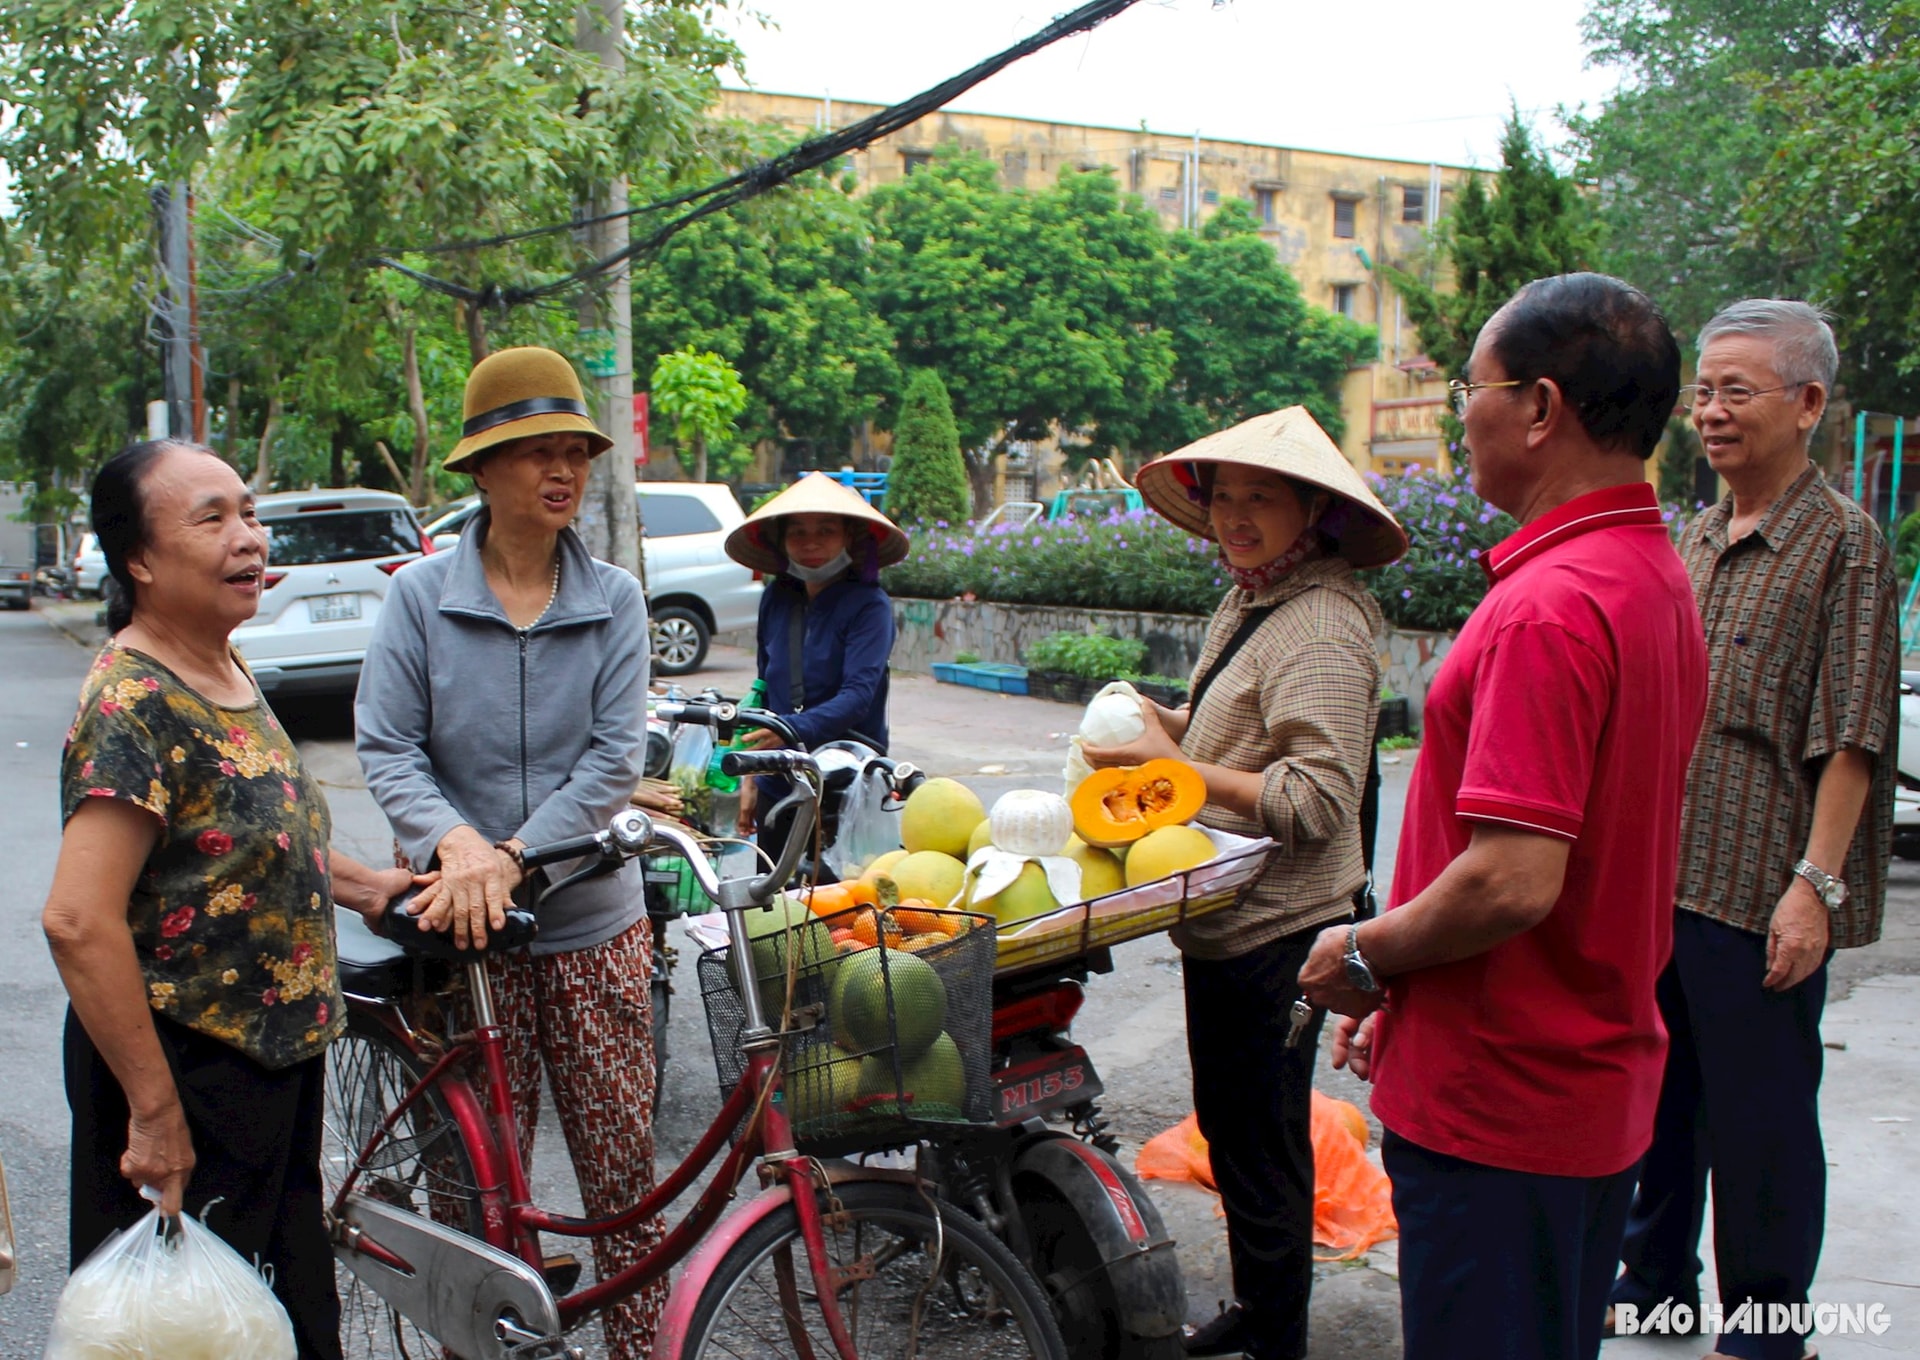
865, 153, 1175, 509
1571, 0, 1901, 341
651, 347, 749, 483
1145, 200, 1376, 449
1743, 0, 1920, 413
1386, 113, 1599, 385
886, 370, 970, 524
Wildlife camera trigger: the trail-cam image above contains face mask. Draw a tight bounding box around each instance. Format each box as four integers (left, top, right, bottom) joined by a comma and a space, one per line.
787, 551, 851, 584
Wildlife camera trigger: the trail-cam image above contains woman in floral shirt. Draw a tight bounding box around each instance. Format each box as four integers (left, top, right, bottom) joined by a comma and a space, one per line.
41, 441, 414, 1360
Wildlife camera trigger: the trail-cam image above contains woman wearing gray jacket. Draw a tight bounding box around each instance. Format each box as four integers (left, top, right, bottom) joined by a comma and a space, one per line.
354, 347, 661, 1360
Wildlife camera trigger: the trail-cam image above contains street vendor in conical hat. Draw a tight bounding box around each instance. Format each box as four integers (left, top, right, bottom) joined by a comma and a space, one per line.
723, 472, 910, 859
1084, 406, 1406, 1360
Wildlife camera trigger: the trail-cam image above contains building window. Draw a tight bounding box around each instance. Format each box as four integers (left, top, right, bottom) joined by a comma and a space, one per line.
1332, 196, 1357, 239
1254, 188, 1276, 224
1202, 189, 1219, 205
1332, 284, 1357, 317
902, 151, 932, 176
1402, 186, 1426, 223
1159, 186, 1179, 200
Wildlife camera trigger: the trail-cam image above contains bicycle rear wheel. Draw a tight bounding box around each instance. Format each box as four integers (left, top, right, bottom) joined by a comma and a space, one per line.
323, 1009, 485, 1359
684, 1179, 1068, 1360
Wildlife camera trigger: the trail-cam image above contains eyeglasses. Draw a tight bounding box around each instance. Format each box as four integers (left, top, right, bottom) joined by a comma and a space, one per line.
1679, 382, 1808, 410
1447, 379, 1524, 417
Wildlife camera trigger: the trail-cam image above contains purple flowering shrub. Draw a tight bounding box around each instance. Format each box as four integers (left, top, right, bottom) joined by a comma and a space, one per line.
1361, 469, 1517, 631
884, 509, 1227, 615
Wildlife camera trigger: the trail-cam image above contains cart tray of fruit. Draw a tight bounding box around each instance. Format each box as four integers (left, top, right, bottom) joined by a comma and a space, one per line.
989, 826, 1272, 975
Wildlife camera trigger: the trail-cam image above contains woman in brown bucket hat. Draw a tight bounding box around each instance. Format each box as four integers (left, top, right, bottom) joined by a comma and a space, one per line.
1085, 406, 1406, 1360
355, 346, 666, 1358
723, 471, 909, 862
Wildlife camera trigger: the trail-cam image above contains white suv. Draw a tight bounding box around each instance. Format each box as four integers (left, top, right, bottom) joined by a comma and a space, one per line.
235, 489, 431, 697
423, 481, 761, 675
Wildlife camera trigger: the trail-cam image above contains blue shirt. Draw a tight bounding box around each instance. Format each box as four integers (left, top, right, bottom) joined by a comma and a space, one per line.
756, 574, 894, 752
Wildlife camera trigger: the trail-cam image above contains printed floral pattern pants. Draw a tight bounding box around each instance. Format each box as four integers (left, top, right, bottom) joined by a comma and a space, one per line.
488, 918, 663, 1360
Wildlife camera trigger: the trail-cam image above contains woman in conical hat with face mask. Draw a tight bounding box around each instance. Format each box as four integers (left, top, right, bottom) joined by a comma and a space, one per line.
1083, 406, 1406, 1360
723, 472, 910, 860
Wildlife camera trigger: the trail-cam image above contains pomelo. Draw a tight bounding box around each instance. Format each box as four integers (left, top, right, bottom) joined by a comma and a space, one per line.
966, 818, 995, 859
899, 778, 986, 858
857, 1032, 968, 1120
737, 894, 833, 1020
860, 848, 909, 884
889, 850, 968, 909
831, 947, 947, 1058
973, 861, 1060, 928
1064, 835, 1126, 899
784, 1049, 864, 1128
1123, 824, 1217, 887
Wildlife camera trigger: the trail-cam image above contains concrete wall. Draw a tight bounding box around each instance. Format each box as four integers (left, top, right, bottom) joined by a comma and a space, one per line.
887, 596, 1455, 726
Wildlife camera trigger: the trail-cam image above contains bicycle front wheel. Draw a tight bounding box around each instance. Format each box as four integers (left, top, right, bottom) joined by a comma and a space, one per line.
685, 1179, 1068, 1360
323, 1009, 485, 1359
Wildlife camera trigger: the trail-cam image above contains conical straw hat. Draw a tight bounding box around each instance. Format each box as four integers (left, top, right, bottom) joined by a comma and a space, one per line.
1135, 407, 1408, 568
724, 472, 911, 575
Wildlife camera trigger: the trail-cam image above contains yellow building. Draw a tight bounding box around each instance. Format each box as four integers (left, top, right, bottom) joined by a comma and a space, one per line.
721, 88, 1477, 481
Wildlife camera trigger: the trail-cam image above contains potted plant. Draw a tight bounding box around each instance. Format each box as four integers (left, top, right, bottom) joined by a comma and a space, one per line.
1022, 630, 1150, 705
1126, 673, 1190, 707
1378, 685, 1412, 740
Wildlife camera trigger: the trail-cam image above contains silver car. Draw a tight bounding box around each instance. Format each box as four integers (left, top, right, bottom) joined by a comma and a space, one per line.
424, 481, 762, 675
234, 489, 431, 696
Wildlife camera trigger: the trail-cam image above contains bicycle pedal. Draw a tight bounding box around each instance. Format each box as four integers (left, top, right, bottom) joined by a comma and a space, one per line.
541, 1252, 583, 1295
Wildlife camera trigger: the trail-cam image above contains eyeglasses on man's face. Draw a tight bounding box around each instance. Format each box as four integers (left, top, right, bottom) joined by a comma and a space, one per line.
1447, 379, 1524, 417
1680, 381, 1809, 411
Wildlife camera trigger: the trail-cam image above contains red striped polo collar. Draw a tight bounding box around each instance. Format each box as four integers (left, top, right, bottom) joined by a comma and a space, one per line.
1480, 480, 1663, 585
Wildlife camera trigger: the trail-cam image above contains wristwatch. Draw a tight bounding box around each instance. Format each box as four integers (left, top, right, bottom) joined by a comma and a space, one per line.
1343, 924, 1382, 993
1792, 857, 1849, 910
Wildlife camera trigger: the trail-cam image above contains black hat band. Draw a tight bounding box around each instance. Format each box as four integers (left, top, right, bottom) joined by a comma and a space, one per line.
462, 396, 592, 439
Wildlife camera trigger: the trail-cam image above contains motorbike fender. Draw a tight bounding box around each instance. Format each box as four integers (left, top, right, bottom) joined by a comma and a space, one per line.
1013, 1136, 1187, 1340
650, 1164, 922, 1360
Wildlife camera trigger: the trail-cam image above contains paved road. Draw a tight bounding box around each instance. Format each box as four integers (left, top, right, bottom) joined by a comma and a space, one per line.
4, 604, 1917, 1358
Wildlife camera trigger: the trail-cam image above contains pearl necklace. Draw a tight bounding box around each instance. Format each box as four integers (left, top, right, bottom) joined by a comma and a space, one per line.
533, 555, 560, 625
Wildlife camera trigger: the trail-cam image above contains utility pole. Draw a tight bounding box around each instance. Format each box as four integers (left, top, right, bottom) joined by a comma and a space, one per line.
153, 182, 194, 441
574, 0, 643, 582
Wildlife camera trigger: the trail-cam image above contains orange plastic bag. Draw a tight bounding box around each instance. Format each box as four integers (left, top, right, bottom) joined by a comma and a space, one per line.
1135, 1093, 1397, 1260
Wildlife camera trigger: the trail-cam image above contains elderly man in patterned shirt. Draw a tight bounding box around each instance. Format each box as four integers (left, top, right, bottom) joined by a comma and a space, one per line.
1608, 300, 1899, 1360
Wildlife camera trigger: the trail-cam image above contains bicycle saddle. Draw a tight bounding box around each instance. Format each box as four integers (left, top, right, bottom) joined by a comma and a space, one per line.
380, 889, 541, 962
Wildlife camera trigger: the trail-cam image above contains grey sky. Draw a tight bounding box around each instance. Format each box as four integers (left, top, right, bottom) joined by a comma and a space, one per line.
718, 0, 1625, 169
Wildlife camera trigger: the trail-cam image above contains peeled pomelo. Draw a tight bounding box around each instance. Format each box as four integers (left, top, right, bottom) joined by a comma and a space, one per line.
1123, 824, 1217, 887
889, 850, 968, 909
973, 861, 1060, 928
860, 849, 909, 884
857, 1031, 968, 1119
966, 818, 994, 859
1064, 835, 1126, 899
831, 947, 947, 1058
900, 778, 986, 858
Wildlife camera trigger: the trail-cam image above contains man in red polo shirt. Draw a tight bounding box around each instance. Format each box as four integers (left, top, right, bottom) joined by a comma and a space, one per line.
1299, 272, 1709, 1360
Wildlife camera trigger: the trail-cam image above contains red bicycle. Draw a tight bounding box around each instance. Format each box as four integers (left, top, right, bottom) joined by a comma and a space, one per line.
324, 749, 1067, 1360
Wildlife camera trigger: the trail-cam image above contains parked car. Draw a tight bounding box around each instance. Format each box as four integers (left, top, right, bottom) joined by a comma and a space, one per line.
1897, 670, 1920, 859
71, 532, 110, 597
233, 488, 432, 697
425, 481, 762, 676
0, 483, 34, 610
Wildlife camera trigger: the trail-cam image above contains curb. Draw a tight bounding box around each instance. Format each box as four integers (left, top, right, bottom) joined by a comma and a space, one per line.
37, 602, 106, 652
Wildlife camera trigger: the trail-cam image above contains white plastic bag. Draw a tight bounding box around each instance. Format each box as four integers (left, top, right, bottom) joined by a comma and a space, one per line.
823, 761, 902, 881
43, 1197, 295, 1360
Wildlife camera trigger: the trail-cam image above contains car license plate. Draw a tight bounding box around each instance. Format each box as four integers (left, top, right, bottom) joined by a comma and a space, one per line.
308, 593, 361, 623
994, 1046, 1103, 1127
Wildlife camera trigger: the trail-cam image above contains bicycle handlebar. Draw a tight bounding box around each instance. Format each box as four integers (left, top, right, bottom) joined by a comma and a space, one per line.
720, 749, 814, 777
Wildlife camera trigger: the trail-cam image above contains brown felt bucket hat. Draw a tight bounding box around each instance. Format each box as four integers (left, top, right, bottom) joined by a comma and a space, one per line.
442, 347, 614, 474
1135, 406, 1409, 569
724, 472, 911, 575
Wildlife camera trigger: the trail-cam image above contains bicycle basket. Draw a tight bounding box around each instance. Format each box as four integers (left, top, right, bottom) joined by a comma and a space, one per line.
697, 906, 995, 1156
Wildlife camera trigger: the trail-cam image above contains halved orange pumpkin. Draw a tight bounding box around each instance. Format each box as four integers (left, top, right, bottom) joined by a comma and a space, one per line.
1070, 758, 1208, 848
